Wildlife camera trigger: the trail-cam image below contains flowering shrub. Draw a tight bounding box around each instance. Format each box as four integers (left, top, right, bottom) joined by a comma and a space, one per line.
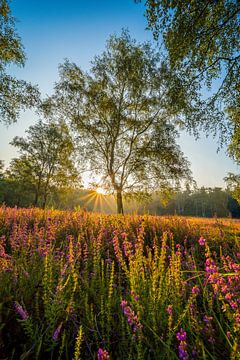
0, 207, 240, 358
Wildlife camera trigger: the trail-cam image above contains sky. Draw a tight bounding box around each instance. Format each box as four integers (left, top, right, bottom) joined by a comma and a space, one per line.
0, 0, 239, 188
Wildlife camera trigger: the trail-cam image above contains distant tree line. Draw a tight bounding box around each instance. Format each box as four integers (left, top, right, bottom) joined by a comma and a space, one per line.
1, 166, 240, 218
145, 187, 240, 218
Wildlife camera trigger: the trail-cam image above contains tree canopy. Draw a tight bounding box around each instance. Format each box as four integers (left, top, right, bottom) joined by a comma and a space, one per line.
224, 172, 240, 204
0, 0, 39, 124
9, 120, 79, 207
140, 0, 240, 143
43, 31, 194, 213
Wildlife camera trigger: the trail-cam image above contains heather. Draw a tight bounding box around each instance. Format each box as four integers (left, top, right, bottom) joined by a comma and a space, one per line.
0, 207, 240, 359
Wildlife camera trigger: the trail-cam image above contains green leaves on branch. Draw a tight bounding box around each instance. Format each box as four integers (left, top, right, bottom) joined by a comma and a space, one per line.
0, 0, 39, 124
141, 0, 240, 145
8, 120, 79, 208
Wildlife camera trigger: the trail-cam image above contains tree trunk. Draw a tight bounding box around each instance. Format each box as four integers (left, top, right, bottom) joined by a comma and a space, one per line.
42, 182, 49, 209
116, 189, 124, 214
42, 193, 47, 209
34, 190, 39, 207
34, 175, 42, 206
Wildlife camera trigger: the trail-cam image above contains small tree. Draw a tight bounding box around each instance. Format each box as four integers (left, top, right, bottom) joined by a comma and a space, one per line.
10, 120, 79, 207
47, 31, 193, 213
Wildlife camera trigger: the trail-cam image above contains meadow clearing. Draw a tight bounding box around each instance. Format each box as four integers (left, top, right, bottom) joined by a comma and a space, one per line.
0, 207, 240, 359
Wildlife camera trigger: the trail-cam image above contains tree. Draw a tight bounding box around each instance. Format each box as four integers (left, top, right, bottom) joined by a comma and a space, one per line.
0, 0, 39, 124
0, 160, 3, 178
10, 120, 79, 208
45, 31, 193, 214
2, 157, 36, 206
224, 172, 240, 204
140, 0, 240, 143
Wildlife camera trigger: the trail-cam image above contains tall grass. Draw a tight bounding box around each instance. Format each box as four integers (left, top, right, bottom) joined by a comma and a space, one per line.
0, 207, 240, 359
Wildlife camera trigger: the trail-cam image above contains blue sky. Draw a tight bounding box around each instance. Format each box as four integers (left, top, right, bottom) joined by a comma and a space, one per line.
0, 0, 238, 187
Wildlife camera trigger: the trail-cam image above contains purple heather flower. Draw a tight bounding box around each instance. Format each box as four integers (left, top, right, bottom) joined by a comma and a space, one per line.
14, 301, 29, 320
121, 299, 142, 333
176, 328, 188, 360
192, 348, 197, 357
53, 322, 63, 341
178, 343, 188, 360
176, 328, 187, 341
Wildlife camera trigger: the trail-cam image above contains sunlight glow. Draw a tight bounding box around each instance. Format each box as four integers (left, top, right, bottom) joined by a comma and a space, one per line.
96, 187, 106, 195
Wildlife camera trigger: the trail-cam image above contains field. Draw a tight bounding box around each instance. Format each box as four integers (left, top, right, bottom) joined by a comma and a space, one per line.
0, 207, 240, 359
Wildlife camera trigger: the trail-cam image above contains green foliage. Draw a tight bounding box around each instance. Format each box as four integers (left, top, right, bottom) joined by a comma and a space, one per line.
8, 120, 79, 207
0, 0, 39, 124
125, 186, 240, 217
141, 0, 240, 144
225, 173, 240, 204
0, 0, 25, 66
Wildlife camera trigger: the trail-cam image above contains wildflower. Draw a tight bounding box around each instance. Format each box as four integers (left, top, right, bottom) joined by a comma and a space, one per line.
208, 336, 215, 344
97, 348, 109, 360
235, 311, 240, 324
192, 348, 197, 357
226, 331, 231, 339
225, 292, 232, 301
120, 300, 128, 310
203, 315, 213, 323
178, 343, 188, 360
14, 301, 29, 320
53, 322, 63, 341
191, 286, 200, 295
131, 291, 139, 302
167, 304, 173, 315
198, 237, 206, 246
176, 328, 187, 341
121, 299, 142, 333
176, 328, 188, 359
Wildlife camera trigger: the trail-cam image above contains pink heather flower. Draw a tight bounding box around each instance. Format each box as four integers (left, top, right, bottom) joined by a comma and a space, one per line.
97, 348, 109, 360
14, 301, 29, 320
191, 286, 200, 295
120, 300, 128, 310
167, 305, 173, 315
235, 312, 240, 324
121, 299, 142, 333
198, 237, 206, 246
225, 293, 232, 301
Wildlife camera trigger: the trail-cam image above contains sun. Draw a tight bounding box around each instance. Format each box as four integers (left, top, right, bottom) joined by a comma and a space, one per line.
96, 187, 106, 195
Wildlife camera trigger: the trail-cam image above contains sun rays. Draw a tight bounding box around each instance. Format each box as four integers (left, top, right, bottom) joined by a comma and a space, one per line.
79, 189, 116, 213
